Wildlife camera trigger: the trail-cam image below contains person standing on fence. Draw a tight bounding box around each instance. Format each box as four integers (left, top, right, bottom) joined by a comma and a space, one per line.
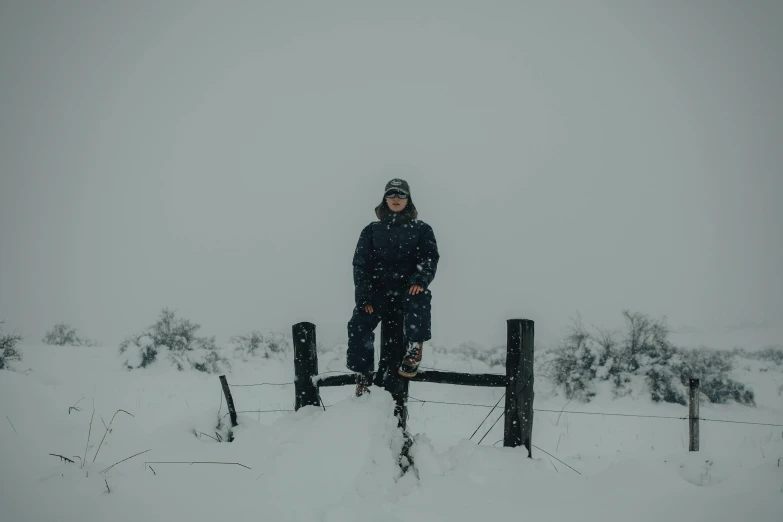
347, 178, 440, 396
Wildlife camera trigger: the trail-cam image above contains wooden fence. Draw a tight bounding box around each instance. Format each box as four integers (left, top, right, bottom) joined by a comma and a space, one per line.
292, 318, 535, 456
217, 319, 709, 461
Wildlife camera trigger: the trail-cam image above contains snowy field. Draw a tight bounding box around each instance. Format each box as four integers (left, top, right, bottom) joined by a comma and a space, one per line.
1, 338, 782, 522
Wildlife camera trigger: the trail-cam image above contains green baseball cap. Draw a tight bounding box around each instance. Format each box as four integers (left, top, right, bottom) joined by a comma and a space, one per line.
384, 178, 410, 195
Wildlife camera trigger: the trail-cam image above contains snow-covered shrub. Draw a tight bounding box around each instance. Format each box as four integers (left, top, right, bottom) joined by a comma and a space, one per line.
146, 308, 200, 353
451, 341, 506, 368
42, 323, 96, 346
548, 311, 756, 406
611, 311, 686, 404
230, 331, 291, 359
120, 333, 157, 368
549, 319, 615, 401
170, 337, 226, 373
679, 348, 754, 405
738, 346, 783, 366
119, 309, 229, 373
0, 322, 23, 370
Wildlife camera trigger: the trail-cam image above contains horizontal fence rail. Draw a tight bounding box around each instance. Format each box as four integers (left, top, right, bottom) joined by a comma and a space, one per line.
316, 369, 507, 388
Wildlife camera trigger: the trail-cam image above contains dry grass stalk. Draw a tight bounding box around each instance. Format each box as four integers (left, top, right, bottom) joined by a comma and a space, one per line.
82, 407, 95, 468
99, 449, 151, 475
143, 460, 251, 470
69, 396, 85, 414
93, 409, 134, 463
49, 453, 76, 464
197, 431, 219, 442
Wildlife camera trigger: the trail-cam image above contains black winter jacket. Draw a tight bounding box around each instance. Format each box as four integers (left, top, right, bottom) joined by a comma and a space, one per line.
352, 211, 439, 307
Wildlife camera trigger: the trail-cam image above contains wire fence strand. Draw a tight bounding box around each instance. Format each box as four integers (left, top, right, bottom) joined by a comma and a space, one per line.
222, 378, 780, 474
477, 410, 506, 445
534, 408, 687, 421
407, 396, 783, 427
469, 392, 505, 441
408, 396, 503, 409
699, 417, 783, 427
531, 444, 582, 476
223, 381, 783, 428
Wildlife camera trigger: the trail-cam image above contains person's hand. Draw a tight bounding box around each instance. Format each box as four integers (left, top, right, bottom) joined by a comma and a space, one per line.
363, 304, 374, 313
409, 285, 425, 295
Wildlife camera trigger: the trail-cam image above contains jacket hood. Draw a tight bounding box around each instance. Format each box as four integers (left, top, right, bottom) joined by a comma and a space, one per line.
375, 200, 418, 223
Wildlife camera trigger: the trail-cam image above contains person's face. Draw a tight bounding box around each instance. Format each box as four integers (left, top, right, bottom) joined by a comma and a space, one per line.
385, 191, 409, 212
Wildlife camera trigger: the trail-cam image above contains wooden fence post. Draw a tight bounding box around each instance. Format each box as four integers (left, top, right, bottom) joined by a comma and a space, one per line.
379, 314, 414, 471
293, 322, 321, 410
219, 375, 238, 428
380, 315, 409, 429
504, 319, 534, 457
689, 378, 699, 451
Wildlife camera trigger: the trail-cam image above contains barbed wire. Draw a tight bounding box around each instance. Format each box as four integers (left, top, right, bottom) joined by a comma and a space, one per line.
408, 396, 783, 427
471, 374, 530, 443
699, 417, 783, 427
469, 392, 506, 441
221, 381, 783, 428
535, 408, 687, 421
477, 409, 506, 444
492, 439, 583, 476
408, 395, 502, 409
537, 410, 783, 427
531, 444, 582, 475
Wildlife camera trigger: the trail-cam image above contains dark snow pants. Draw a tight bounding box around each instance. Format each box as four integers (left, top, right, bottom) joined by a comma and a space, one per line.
346, 285, 432, 374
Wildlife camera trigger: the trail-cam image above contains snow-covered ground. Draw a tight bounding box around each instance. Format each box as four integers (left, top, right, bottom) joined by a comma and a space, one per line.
1, 339, 782, 521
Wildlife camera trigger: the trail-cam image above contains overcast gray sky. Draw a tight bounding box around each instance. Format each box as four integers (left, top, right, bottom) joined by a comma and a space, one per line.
1, 0, 781, 350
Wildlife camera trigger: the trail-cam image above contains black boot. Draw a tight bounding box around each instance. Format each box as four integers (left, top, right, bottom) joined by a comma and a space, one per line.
355, 372, 373, 397
398, 342, 423, 378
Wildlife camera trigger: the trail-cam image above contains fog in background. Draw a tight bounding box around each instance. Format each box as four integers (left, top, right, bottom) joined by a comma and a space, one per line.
1, 1, 781, 351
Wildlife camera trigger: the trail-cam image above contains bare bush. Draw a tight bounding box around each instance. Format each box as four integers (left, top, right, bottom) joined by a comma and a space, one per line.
450, 341, 506, 368
0, 322, 23, 370
230, 331, 291, 359
549, 318, 611, 401
615, 311, 685, 404
42, 323, 96, 346
734, 346, 783, 366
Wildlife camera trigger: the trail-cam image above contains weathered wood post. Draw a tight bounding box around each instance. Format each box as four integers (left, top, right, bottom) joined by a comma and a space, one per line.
379, 312, 414, 471
380, 316, 409, 430
504, 319, 534, 457
293, 322, 320, 410
219, 375, 238, 428
689, 378, 699, 451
